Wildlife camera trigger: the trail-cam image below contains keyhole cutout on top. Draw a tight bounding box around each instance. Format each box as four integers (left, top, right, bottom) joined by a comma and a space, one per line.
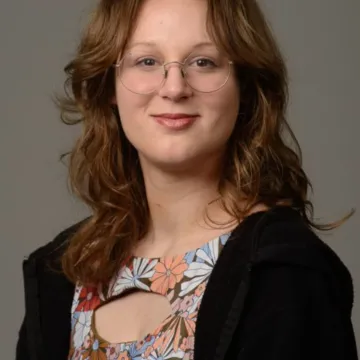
93, 289, 173, 344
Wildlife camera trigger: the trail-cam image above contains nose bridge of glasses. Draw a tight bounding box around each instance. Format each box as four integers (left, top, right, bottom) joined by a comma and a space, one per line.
163, 60, 186, 78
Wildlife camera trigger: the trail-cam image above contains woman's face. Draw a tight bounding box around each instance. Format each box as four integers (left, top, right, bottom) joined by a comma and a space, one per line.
115, 0, 240, 172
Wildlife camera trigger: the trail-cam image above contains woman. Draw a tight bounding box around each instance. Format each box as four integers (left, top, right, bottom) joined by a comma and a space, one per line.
16, 0, 357, 359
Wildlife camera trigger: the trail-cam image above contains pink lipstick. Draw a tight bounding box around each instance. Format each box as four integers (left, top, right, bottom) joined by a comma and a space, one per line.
152, 113, 198, 130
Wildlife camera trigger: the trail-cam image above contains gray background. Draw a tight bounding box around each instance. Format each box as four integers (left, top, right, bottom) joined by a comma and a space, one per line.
1, 0, 359, 356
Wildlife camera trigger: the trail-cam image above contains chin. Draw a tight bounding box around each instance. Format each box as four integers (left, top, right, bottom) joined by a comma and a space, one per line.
141, 152, 203, 172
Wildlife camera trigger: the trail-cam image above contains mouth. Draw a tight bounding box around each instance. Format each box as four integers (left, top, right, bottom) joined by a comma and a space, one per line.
151, 113, 199, 130
152, 113, 199, 119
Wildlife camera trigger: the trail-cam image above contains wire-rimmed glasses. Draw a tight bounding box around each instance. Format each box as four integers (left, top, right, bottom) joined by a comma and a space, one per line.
113, 50, 233, 95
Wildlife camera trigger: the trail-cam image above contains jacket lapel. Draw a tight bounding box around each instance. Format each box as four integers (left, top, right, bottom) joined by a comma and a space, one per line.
23, 245, 75, 360
194, 211, 268, 360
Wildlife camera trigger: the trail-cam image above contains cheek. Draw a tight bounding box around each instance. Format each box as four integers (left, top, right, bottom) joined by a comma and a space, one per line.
115, 85, 151, 138
116, 85, 148, 115
204, 82, 240, 133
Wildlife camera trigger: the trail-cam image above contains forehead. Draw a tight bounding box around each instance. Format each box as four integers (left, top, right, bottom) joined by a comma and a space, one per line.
127, 0, 213, 52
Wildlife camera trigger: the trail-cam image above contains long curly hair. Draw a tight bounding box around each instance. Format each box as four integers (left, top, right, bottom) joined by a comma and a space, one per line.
57, 0, 353, 286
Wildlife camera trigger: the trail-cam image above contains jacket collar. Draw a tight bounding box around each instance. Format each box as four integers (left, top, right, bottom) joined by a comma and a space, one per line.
195, 209, 270, 360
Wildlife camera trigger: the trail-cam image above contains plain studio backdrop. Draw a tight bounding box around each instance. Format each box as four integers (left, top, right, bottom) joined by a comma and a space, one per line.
0, 0, 359, 355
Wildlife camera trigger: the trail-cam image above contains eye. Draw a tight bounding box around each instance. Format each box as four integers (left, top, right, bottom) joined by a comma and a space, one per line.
187, 57, 218, 70
135, 58, 159, 67
195, 58, 216, 67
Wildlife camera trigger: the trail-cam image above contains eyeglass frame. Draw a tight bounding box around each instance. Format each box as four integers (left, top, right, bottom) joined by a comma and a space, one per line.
112, 52, 234, 94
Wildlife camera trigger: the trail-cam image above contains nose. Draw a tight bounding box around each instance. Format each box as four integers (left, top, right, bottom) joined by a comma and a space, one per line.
158, 62, 193, 101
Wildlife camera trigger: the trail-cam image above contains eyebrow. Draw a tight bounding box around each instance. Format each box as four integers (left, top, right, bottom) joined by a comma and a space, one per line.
127, 41, 216, 50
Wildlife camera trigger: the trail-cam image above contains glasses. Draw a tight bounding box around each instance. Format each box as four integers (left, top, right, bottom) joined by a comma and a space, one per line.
113, 51, 233, 95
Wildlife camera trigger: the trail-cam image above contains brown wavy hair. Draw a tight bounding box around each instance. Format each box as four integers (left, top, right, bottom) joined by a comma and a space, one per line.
57, 0, 354, 286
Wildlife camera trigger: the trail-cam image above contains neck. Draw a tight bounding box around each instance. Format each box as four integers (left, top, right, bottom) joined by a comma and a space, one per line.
137, 155, 237, 254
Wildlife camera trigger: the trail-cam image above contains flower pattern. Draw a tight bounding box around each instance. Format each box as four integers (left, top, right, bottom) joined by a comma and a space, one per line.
110, 258, 158, 296
76, 286, 101, 312
82, 333, 109, 360
68, 232, 232, 359
150, 256, 189, 295
73, 311, 92, 349
179, 238, 221, 296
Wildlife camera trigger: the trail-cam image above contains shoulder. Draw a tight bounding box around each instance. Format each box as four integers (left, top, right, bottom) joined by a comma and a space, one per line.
27, 217, 90, 262
248, 205, 354, 316
254, 206, 350, 277
238, 205, 324, 253
239, 204, 323, 252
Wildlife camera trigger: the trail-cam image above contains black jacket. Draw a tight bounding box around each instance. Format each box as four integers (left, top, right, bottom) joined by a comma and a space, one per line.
16, 206, 358, 360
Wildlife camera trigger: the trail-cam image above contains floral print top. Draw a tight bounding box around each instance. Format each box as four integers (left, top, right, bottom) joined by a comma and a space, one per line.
69, 232, 232, 360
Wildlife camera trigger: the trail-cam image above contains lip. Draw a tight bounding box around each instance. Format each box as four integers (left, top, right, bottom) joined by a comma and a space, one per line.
152, 113, 199, 130
153, 113, 199, 119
